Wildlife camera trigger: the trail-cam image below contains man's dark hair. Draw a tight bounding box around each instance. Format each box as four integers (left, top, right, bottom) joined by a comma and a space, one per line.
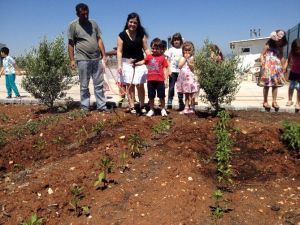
76, 3, 89, 13
0, 47, 9, 55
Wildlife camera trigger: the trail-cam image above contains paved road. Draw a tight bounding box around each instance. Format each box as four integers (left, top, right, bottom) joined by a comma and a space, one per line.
0, 70, 298, 113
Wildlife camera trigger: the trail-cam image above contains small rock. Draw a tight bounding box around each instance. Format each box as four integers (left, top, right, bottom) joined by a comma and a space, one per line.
9, 161, 13, 165
119, 135, 126, 139
241, 130, 248, 134
258, 209, 263, 213
48, 188, 54, 195
188, 177, 193, 181
271, 205, 280, 211
69, 167, 75, 171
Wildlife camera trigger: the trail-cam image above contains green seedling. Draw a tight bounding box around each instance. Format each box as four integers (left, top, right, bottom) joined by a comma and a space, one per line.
69, 185, 85, 216
152, 118, 172, 135
52, 136, 64, 145
75, 125, 89, 145
94, 157, 114, 190
210, 189, 232, 219
25, 120, 41, 135
215, 110, 233, 183
0, 112, 9, 122
0, 128, 7, 146
128, 134, 145, 158
32, 138, 46, 152
20, 213, 43, 225
81, 206, 91, 216
67, 110, 88, 120
281, 120, 300, 153
92, 121, 105, 135
119, 151, 129, 172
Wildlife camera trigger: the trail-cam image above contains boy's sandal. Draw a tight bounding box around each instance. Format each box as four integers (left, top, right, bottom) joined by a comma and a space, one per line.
286, 101, 294, 106
263, 102, 271, 109
272, 102, 279, 109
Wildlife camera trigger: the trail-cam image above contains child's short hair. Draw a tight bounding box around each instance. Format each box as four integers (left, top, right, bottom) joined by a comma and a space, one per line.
182, 41, 195, 55
150, 38, 162, 49
291, 38, 300, 56
0, 47, 9, 55
171, 33, 183, 47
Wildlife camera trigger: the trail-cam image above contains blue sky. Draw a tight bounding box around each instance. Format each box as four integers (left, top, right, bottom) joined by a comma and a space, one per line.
1, 0, 299, 57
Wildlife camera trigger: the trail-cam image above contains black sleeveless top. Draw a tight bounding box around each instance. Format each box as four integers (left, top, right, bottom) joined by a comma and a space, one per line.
119, 31, 144, 61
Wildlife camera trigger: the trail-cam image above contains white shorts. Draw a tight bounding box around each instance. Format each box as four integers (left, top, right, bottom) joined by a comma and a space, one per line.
119, 59, 147, 84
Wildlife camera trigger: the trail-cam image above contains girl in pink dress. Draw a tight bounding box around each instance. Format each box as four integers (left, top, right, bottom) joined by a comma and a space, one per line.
176, 41, 199, 114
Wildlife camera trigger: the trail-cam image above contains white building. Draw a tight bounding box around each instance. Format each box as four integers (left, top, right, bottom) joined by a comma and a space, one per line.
229, 37, 268, 71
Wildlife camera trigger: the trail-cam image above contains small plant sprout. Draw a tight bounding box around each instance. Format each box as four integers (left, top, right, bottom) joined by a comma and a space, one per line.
20, 213, 44, 225
0, 128, 7, 147
210, 189, 232, 219
94, 157, 114, 190
151, 118, 172, 135
75, 125, 89, 145
81, 206, 91, 216
69, 185, 85, 217
0, 112, 9, 122
128, 134, 145, 158
92, 121, 105, 135
52, 136, 64, 145
215, 110, 233, 183
119, 151, 129, 173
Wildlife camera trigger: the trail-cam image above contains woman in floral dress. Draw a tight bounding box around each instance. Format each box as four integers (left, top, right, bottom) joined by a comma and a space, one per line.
258, 30, 288, 110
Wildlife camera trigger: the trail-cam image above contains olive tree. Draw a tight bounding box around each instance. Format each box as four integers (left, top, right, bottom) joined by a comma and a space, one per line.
21, 35, 74, 110
194, 40, 241, 112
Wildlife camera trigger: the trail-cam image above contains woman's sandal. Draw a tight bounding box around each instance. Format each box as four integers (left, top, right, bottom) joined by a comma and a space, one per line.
272, 102, 280, 110
295, 104, 300, 110
263, 102, 271, 109
286, 101, 294, 106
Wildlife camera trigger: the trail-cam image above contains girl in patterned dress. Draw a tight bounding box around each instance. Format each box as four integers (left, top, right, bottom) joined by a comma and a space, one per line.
259, 30, 287, 110
176, 41, 199, 114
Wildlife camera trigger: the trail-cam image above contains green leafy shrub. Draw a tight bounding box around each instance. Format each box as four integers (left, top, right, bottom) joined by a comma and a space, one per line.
21, 35, 74, 110
194, 40, 240, 111
281, 121, 300, 153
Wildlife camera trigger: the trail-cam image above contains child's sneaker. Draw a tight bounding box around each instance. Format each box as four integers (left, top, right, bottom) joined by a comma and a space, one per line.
146, 109, 154, 117
161, 108, 168, 117
6, 95, 12, 99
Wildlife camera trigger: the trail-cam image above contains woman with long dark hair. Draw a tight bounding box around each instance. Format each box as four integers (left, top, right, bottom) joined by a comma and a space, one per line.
117, 12, 151, 114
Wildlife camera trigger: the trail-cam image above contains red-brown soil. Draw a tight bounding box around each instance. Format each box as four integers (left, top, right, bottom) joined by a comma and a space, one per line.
0, 104, 299, 225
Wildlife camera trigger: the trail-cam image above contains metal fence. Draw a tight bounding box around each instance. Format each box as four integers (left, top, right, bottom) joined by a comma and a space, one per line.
284, 23, 300, 57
